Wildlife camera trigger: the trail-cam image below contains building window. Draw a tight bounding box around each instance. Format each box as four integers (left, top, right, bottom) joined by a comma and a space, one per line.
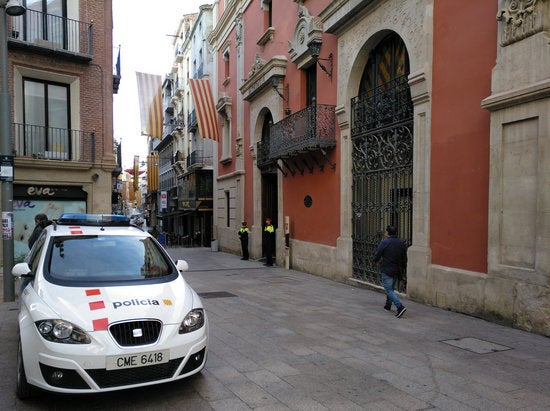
360, 32, 409, 95
14, 67, 80, 159
225, 191, 230, 227
198, 49, 203, 78
26, 0, 68, 49
221, 112, 231, 162
22, 78, 70, 159
262, 0, 272, 29
217, 95, 232, 164
223, 47, 230, 83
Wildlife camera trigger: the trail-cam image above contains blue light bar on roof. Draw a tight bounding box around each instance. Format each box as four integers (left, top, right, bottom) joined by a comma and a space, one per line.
57, 214, 130, 226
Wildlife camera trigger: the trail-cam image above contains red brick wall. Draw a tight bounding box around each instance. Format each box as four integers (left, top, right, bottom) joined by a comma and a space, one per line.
7, 0, 113, 164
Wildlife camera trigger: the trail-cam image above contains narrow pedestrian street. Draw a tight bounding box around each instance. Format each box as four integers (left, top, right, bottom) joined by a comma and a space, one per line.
1, 247, 549, 410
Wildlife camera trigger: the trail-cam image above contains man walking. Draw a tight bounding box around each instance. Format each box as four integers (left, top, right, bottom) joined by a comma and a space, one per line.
373, 225, 408, 318
238, 221, 250, 260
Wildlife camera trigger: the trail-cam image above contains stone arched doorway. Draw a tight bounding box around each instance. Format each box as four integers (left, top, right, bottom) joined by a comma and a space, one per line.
351, 32, 413, 292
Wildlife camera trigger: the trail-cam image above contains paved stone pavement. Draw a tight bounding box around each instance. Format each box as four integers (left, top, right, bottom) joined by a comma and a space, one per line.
1, 247, 549, 410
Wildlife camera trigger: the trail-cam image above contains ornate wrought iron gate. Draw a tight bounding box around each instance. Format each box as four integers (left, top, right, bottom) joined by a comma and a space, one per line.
351, 74, 413, 292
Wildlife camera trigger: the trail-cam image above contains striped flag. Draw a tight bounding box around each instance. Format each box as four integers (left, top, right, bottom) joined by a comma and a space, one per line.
136, 72, 163, 140
189, 78, 219, 141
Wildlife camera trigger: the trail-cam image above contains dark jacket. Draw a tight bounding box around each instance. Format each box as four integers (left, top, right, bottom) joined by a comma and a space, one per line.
28, 219, 52, 249
238, 227, 249, 240
373, 235, 407, 278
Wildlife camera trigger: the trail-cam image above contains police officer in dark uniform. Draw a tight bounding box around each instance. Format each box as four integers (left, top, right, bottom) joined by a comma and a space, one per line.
238, 221, 250, 260
263, 217, 275, 266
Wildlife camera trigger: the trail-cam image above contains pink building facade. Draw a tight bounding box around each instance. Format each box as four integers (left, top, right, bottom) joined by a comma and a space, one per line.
207, 0, 550, 336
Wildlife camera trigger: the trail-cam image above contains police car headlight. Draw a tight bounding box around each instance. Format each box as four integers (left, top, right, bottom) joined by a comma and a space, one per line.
179, 309, 205, 334
36, 320, 91, 344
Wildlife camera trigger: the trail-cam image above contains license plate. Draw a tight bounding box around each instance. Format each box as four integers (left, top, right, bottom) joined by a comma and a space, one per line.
106, 349, 169, 370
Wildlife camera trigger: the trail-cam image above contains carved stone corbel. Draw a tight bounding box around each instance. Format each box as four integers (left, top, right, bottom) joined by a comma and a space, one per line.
496, 0, 544, 46
287, 4, 324, 69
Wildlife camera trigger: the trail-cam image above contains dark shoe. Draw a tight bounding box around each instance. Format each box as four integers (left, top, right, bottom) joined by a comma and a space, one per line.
395, 306, 407, 318
384, 304, 391, 311
264, 263, 273, 266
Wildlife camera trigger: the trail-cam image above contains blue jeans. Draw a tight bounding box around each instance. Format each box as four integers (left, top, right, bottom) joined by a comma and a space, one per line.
382, 273, 403, 308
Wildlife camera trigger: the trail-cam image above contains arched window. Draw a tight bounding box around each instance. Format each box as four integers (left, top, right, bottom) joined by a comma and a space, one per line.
262, 111, 273, 143
359, 33, 409, 95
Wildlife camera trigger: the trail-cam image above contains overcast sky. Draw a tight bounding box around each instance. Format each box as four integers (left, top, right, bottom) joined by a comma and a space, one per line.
112, 0, 205, 168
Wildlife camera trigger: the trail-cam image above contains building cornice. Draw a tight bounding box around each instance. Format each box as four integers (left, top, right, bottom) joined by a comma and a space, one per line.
481, 78, 550, 112
240, 55, 288, 102
208, 0, 253, 50
320, 0, 380, 35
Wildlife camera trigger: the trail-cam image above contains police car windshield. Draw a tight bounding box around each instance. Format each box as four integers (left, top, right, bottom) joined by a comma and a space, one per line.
47, 235, 174, 284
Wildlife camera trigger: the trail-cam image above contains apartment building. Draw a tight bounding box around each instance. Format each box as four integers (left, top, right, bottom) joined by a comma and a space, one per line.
156, 5, 216, 247
2, 0, 118, 266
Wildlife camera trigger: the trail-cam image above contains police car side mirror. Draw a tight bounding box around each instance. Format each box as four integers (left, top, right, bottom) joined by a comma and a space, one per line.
12, 262, 34, 278
176, 259, 189, 273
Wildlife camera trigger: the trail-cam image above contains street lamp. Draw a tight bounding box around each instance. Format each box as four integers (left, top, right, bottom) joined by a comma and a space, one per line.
1, 0, 25, 302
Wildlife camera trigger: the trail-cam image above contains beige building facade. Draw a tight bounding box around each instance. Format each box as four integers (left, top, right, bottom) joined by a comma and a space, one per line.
323, 0, 550, 336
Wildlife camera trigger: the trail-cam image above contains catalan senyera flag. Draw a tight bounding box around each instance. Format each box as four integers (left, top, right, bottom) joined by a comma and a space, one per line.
136, 72, 163, 140
147, 152, 159, 192
189, 78, 219, 142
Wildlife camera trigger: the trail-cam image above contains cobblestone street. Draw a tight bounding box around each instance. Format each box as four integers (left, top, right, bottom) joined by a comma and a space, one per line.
1, 247, 549, 410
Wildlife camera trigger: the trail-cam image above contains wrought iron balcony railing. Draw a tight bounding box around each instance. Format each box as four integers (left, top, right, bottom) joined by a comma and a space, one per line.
7, 8, 93, 59
269, 103, 336, 160
350, 74, 412, 136
256, 140, 274, 168
186, 150, 213, 170
187, 110, 197, 131
13, 123, 95, 162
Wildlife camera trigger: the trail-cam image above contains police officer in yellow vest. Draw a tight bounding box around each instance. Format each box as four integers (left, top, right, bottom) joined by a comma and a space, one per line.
238, 221, 250, 260
263, 217, 275, 266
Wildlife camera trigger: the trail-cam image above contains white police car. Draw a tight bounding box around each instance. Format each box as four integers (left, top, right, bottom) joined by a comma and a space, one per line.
12, 214, 208, 399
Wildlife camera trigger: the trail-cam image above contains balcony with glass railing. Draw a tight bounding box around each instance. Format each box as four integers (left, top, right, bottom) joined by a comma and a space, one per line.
7, 8, 93, 60
13, 123, 95, 162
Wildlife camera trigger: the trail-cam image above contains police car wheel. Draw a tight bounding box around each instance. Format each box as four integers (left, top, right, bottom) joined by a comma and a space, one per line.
16, 339, 38, 400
